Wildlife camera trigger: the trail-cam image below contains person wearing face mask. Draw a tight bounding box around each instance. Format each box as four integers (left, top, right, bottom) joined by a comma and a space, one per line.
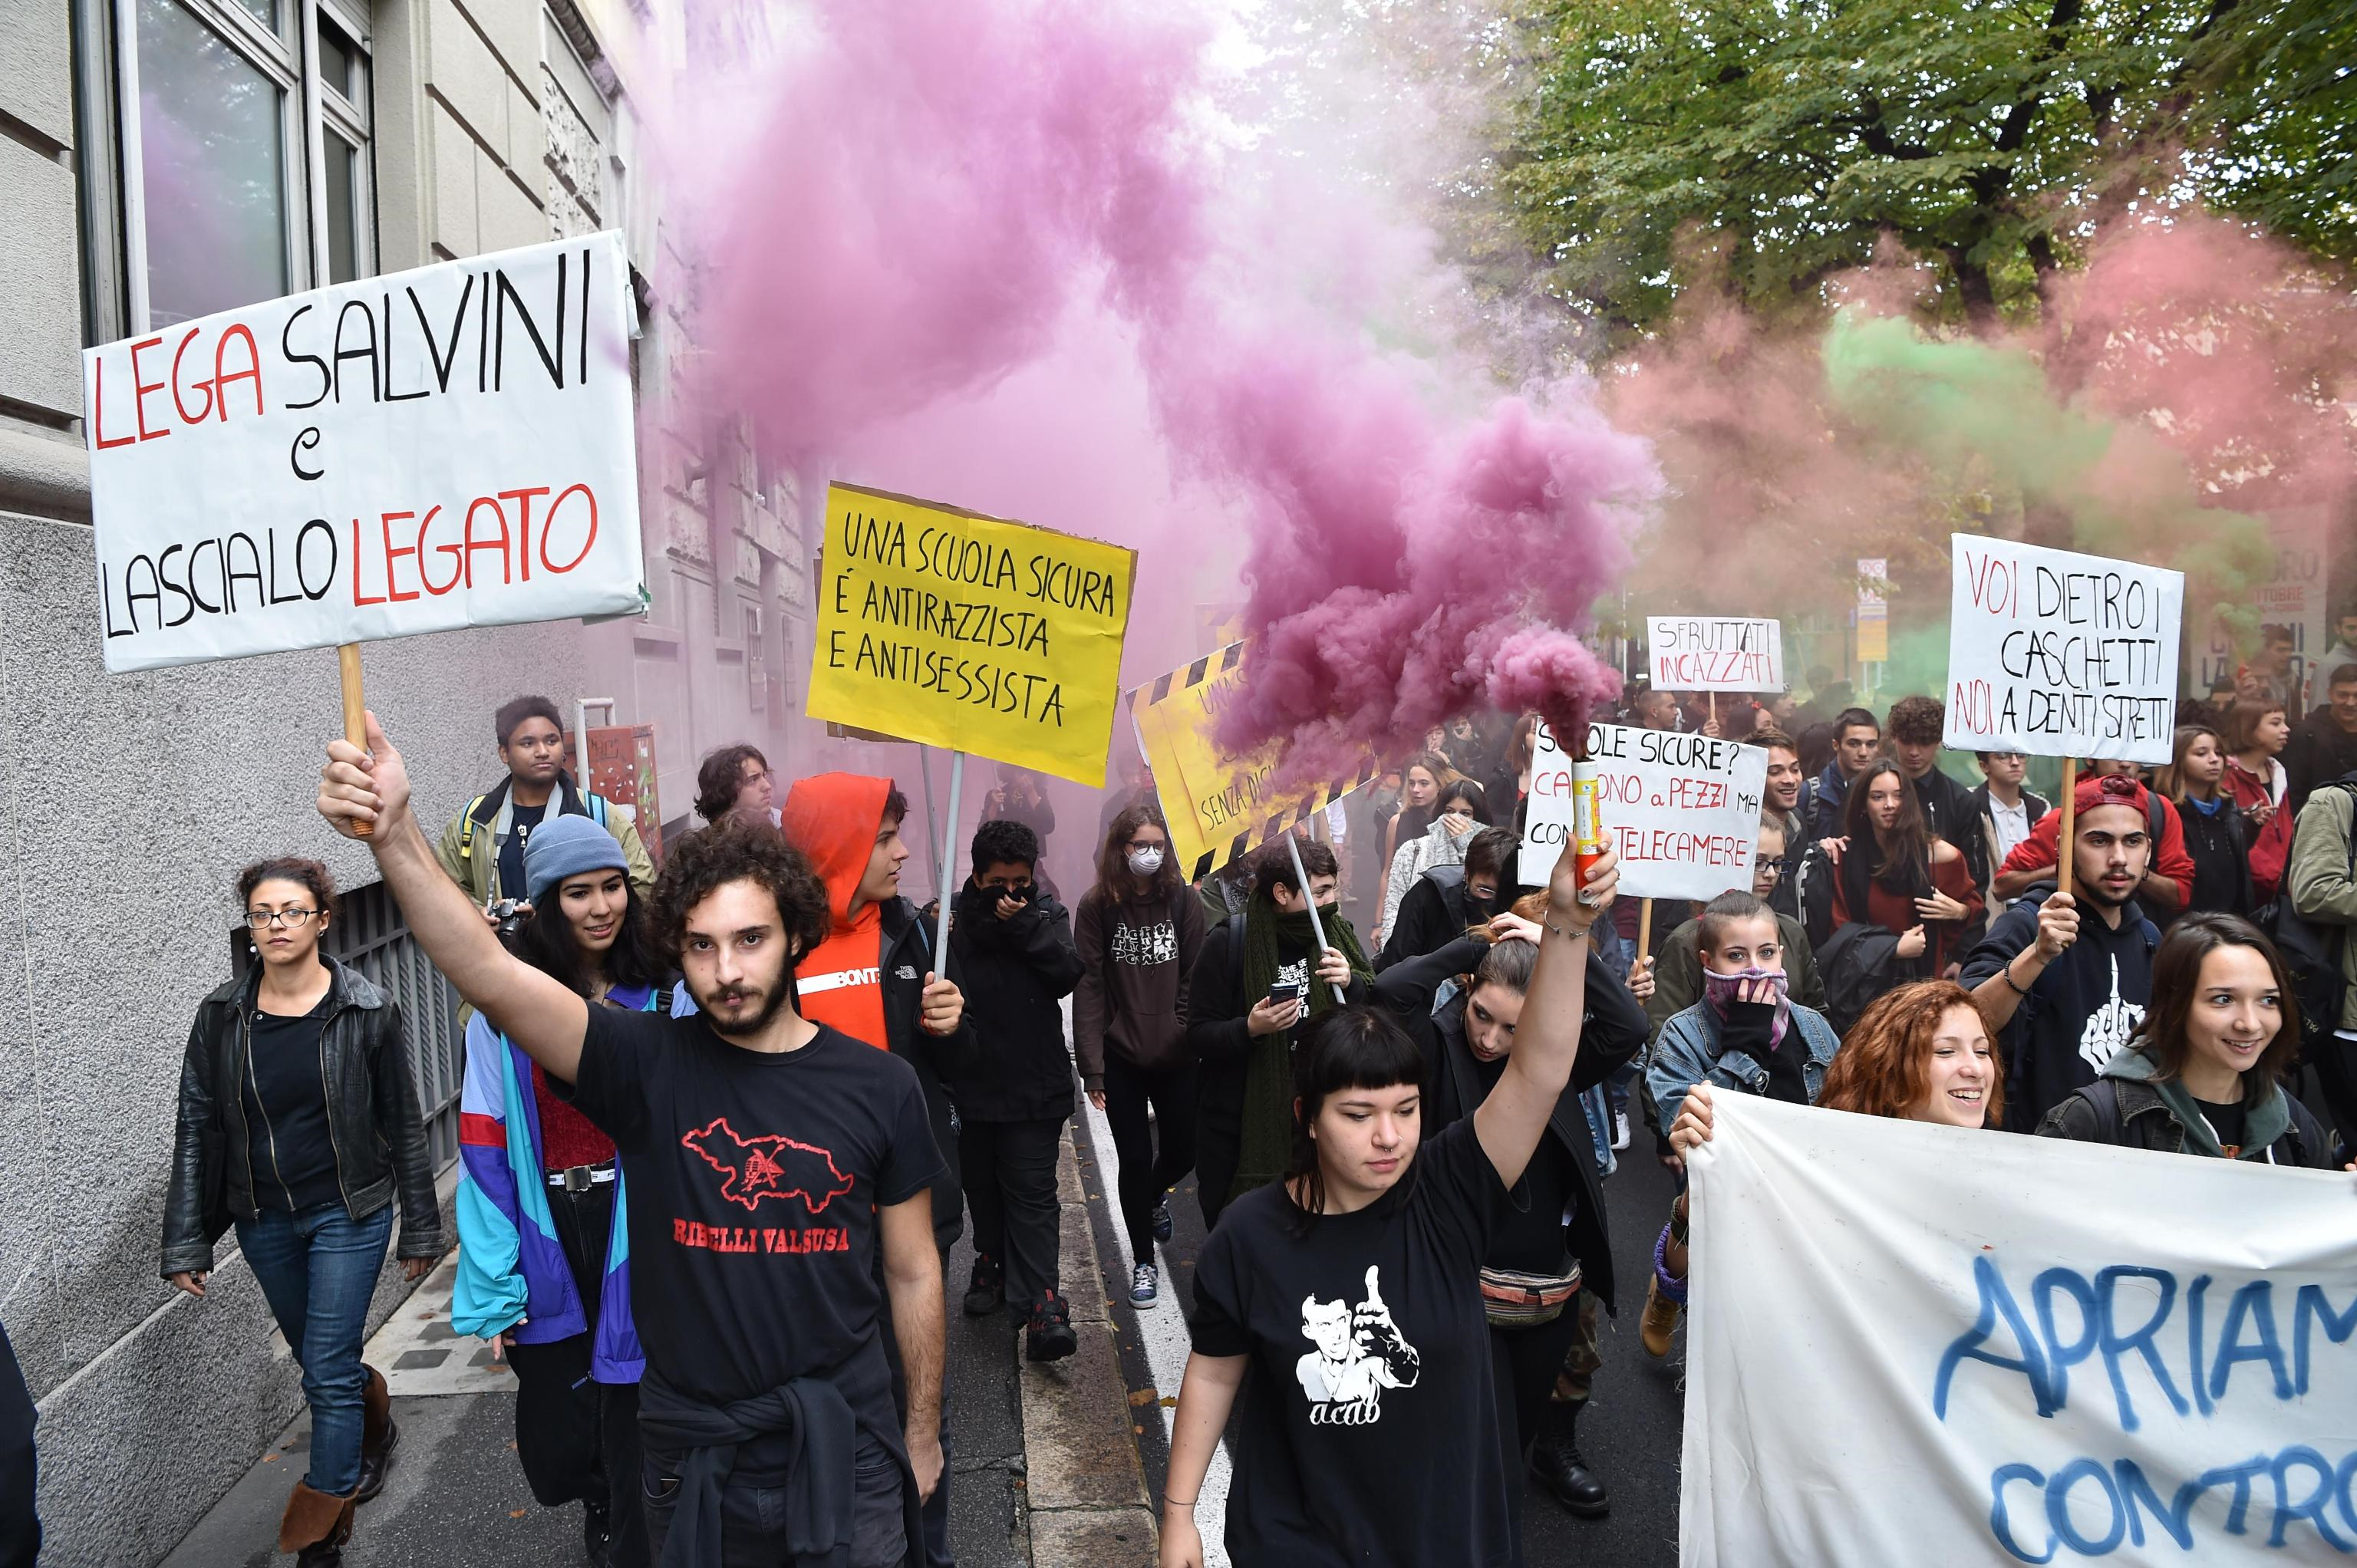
1185, 838, 1376, 1229
1659, 983, 2008, 1344
1419, 921, 1650, 1529
944, 819, 1086, 1360
1637, 891, 1841, 1358
1076, 805, 1208, 1307
1376, 825, 1518, 970
1378, 779, 1492, 947
1646, 820, 1828, 1036
2038, 914, 2339, 1166
454, 818, 674, 1568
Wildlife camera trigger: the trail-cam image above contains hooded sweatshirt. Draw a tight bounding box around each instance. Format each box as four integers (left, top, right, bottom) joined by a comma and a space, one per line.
780, 773, 892, 1052
2036, 1045, 2333, 1167
779, 773, 972, 1250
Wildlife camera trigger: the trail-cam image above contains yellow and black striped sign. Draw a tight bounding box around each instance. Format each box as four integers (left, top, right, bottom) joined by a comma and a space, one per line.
1127, 640, 1380, 882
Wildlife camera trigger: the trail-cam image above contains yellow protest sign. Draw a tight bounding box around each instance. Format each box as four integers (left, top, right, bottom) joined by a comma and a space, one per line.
806, 483, 1136, 786
1129, 641, 1377, 880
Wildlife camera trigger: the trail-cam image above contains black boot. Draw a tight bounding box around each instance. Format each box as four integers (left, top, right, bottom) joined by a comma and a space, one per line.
582, 1498, 612, 1568
1528, 1399, 1609, 1518
1024, 1289, 1079, 1363
963, 1254, 1004, 1318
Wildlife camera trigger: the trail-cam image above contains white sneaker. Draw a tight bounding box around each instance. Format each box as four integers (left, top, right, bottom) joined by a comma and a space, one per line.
1131, 1262, 1160, 1307
1611, 1110, 1631, 1151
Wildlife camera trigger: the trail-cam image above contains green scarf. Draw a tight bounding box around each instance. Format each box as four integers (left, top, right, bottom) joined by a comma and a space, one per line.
1231, 890, 1373, 1202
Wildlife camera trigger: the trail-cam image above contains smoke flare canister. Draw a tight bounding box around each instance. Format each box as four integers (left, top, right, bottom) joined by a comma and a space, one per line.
1572, 761, 1606, 888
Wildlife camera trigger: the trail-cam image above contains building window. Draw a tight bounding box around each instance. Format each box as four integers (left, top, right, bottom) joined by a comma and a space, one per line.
109, 0, 374, 331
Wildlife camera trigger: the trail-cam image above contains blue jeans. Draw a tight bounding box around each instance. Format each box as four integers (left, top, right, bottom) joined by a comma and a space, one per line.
237, 1203, 393, 1495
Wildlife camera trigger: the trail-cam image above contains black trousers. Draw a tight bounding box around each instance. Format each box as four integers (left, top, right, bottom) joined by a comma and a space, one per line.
1102, 1053, 1197, 1265
960, 1117, 1066, 1313
507, 1178, 648, 1568
0, 1323, 37, 1568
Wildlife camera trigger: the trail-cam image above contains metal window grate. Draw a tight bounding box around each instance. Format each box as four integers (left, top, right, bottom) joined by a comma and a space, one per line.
324, 879, 464, 1170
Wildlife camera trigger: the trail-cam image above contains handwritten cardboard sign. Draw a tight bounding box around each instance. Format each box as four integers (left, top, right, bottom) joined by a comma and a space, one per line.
1521, 720, 1768, 898
1647, 617, 1785, 692
806, 483, 1136, 786
1944, 535, 2183, 766
84, 233, 646, 672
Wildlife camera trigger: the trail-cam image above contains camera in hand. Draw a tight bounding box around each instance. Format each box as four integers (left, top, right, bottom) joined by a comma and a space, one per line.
490, 899, 526, 938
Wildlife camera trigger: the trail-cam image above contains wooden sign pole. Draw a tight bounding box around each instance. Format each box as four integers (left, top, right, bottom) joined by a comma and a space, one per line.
1637, 896, 1654, 956
2055, 758, 2080, 900
339, 644, 371, 839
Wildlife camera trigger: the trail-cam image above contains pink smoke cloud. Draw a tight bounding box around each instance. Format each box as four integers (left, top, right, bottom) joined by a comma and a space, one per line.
661, 0, 1656, 781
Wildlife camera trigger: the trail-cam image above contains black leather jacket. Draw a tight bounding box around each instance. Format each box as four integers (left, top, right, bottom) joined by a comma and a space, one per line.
161, 957, 446, 1276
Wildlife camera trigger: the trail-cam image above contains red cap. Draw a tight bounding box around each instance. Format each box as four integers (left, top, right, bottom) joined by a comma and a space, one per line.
2072, 771, 2149, 819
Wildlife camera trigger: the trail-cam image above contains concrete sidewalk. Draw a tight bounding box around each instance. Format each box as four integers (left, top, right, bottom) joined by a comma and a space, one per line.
164, 1130, 1152, 1567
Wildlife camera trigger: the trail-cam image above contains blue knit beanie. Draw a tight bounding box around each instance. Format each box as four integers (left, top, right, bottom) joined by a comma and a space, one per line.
524, 814, 629, 907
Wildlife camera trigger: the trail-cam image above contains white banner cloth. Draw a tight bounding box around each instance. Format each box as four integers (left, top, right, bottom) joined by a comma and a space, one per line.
1681, 1095, 2357, 1566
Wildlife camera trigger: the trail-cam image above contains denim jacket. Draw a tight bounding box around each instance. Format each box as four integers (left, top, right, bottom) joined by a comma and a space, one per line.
1645, 996, 1844, 1132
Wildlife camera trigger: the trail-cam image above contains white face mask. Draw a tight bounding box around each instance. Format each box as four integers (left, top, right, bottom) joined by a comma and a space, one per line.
1127, 846, 1166, 877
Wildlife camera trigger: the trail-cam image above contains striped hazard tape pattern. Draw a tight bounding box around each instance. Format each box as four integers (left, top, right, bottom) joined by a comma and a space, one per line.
1129, 642, 1380, 883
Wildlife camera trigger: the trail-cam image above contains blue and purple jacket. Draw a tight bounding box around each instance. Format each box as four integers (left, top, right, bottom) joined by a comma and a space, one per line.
451, 989, 659, 1381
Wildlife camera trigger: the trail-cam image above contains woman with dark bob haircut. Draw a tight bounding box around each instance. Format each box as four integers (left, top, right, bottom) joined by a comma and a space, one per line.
161, 857, 444, 1565
1159, 839, 1621, 1568
2038, 912, 2339, 1165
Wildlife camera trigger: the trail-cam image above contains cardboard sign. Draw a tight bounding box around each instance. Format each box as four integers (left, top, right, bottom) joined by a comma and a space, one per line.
1682, 1095, 2357, 1566
1521, 720, 1766, 898
85, 233, 646, 672
1647, 617, 1785, 692
1127, 641, 1376, 881
1944, 535, 2183, 766
806, 483, 1136, 786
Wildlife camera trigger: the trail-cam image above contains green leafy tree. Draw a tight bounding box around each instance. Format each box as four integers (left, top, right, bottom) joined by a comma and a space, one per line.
1507, 0, 2355, 338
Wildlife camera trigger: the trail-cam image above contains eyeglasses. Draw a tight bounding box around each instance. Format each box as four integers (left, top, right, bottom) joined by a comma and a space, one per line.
245, 909, 319, 929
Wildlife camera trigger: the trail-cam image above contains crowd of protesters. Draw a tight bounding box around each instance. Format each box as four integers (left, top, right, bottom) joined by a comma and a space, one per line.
121, 642, 2357, 1568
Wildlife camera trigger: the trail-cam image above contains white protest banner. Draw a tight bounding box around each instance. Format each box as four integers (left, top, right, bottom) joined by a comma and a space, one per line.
84, 232, 645, 672
1520, 720, 1766, 895
1945, 535, 2183, 766
1681, 1096, 2357, 1566
1647, 616, 1785, 692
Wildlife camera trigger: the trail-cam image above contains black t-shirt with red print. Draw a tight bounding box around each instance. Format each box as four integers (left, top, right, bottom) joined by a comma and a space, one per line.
559, 1007, 942, 1458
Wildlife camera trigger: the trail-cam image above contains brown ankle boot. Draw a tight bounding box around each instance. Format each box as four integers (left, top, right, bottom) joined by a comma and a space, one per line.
356, 1365, 397, 1502
279, 1481, 356, 1560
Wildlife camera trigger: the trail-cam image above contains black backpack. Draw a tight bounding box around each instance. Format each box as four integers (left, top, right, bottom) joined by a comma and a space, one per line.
2270, 782, 2357, 1059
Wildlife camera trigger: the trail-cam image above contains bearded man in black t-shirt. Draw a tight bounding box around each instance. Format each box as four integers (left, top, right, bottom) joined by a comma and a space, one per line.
322, 714, 958, 1568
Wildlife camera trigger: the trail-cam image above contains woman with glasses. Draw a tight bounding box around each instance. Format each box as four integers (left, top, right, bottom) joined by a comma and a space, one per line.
1073, 802, 1205, 1306
161, 858, 444, 1567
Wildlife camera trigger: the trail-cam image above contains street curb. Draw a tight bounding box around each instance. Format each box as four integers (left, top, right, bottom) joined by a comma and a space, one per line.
1017, 1125, 1159, 1566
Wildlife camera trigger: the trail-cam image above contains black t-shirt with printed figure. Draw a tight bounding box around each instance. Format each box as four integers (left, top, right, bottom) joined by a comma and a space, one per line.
1189, 1118, 1515, 1568
559, 1006, 943, 1465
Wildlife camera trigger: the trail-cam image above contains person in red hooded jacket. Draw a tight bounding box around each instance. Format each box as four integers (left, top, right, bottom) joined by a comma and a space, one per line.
776, 773, 973, 1568
1990, 757, 2195, 918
